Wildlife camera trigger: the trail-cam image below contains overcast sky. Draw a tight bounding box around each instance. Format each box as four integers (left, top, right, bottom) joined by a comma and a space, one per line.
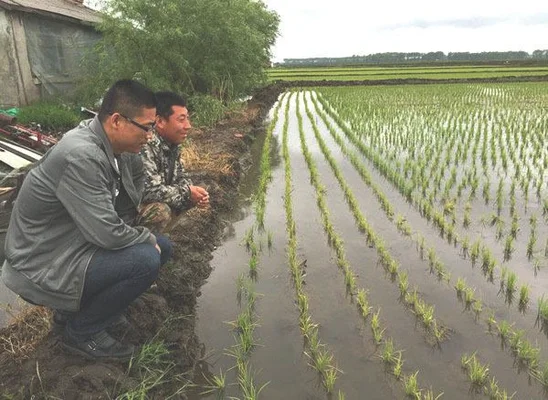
262, 0, 548, 61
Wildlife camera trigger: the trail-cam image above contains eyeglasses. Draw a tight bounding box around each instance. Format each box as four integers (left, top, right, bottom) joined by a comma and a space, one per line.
111, 113, 156, 132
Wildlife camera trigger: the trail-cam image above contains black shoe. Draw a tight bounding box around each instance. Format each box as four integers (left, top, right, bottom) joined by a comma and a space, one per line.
62, 330, 135, 361
52, 312, 130, 333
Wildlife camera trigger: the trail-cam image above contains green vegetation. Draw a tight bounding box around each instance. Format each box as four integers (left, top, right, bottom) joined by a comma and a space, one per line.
17, 101, 80, 131
267, 65, 548, 82
83, 0, 279, 102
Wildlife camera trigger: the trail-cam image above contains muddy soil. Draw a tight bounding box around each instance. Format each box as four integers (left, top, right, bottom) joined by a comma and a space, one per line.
0, 83, 286, 399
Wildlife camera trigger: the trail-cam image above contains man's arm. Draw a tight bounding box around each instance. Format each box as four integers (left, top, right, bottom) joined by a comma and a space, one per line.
56, 153, 156, 249
141, 144, 192, 212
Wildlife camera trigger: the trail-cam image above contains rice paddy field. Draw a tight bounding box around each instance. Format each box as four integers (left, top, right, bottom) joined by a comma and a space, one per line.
267, 65, 548, 82
195, 82, 548, 399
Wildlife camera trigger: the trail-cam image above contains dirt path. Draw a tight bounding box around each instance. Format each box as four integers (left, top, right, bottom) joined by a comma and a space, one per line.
0, 84, 285, 399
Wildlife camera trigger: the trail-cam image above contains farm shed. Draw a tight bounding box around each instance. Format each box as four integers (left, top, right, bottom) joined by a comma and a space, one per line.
0, 0, 101, 107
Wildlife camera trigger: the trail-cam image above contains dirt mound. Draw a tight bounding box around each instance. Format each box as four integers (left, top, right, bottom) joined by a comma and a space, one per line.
0, 83, 284, 399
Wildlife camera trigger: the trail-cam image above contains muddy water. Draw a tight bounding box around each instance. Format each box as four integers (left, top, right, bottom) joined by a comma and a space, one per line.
303, 91, 546, 397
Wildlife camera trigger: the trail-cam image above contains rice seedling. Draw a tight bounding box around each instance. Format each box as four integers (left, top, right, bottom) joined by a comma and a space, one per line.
200, 369, 227, 398
356, 289, 372, 319
432, 320, 447, 342
531, 361, 548, 387
464, 287, 475, 307
518, 285, 529, 308
526, 233, 536, 260
267, 231, 273, 250
380, 338, 396, 364
386, 259, 399, 278
323, 366, 339, 393
243, 228, 254, 251
470, 240, 481, 265
472, 300, 483, 316
513, 336, 540, 367
495, 219, 504, 240
422, 389, 444, 400
503, 236, 514, 261
398, 271, 409, 296
537, 295, 548, 324
506, 271, 517, 295
461, 236, 470, 258
463, 202, 472, 228
455, 277, 466, 295
403, 371, 421, 399
403, 286, 418, 307
462, 353, 489, 386
299, 315, 317, 338
236, 360, 269, 400
393, 352, 404, 379
486, 311, 497, 333
509, 216, 519, 239
421, 304, 435, 328
497, 320, 513, 341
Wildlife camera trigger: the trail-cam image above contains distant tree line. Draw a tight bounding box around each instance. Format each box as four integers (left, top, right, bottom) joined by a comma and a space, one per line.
278, 50, 548, 67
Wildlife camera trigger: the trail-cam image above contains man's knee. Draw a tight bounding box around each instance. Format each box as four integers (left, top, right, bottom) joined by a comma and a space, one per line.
156, 235, 173, 264
132, 243, 161, 282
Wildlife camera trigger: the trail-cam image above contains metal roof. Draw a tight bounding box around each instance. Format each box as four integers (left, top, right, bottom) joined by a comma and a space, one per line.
0, 0, 101, 25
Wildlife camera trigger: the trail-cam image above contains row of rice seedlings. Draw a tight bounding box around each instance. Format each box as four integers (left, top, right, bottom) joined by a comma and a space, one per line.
302, 92, 447, 342
253, 92, 287, 230
482, 310, 548, 388
222, 95, 289, 399
461, 353, 515, 399
282, 92, 341, 395
226, 267, 266, 398
316, 92, 533, 315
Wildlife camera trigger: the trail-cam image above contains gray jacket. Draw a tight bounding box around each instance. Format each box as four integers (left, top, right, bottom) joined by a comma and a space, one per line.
1, 117, 156, 311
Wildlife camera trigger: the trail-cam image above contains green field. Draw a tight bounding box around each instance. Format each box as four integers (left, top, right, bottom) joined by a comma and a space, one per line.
267, 64, 548, 82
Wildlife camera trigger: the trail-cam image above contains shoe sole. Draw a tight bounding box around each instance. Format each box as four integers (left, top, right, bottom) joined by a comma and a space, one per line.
61, 341, 135, 362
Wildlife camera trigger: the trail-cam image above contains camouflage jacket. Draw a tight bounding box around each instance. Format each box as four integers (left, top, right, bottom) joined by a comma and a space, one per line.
141, 130, 192, 212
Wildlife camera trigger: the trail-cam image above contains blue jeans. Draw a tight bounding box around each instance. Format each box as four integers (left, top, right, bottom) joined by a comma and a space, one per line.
66, 235, 172, 340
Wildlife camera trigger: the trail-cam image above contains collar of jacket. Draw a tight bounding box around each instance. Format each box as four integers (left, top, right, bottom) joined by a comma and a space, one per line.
90, 116, 120, 175
152, 129, 179, 153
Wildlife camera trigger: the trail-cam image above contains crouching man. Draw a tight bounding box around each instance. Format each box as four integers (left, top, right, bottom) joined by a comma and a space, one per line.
1, 80, 172, 360
137, 91, 209, 232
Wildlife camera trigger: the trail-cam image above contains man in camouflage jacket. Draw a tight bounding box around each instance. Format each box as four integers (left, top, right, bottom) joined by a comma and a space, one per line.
139, 91, 209, 232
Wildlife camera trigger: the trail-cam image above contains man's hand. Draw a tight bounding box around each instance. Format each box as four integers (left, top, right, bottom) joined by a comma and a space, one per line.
155, 243, 161, 254
189, 185, 210, 208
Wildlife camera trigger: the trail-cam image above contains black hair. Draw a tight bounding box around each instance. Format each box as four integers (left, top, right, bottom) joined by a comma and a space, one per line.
98, 79, 156, 122
155, 91, 187, 120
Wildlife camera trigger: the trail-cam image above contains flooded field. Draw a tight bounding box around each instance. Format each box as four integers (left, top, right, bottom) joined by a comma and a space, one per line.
196, 83, 548, 399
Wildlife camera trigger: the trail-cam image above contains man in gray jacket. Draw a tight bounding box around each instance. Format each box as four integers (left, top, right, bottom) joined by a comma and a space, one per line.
1, 80, 172, 360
